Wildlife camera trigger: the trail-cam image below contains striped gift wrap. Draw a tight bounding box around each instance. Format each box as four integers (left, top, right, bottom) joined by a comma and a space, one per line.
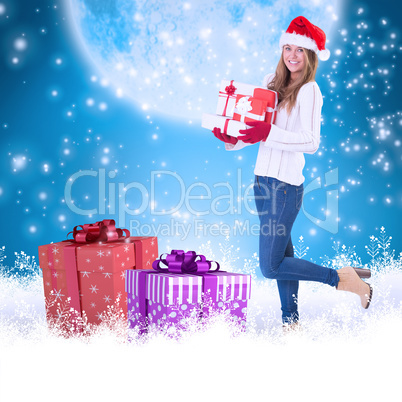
125, 269, 252, 333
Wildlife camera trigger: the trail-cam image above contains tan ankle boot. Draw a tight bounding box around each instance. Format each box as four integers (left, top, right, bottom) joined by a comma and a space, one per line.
336, 266, 373, 309
282, 322, 302, 334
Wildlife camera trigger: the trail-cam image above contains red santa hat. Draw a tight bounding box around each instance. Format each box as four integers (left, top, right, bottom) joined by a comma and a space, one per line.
279, 16, 330, 61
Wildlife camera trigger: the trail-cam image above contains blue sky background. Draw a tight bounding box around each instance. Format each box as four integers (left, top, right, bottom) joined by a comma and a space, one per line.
0, 0, 401, 276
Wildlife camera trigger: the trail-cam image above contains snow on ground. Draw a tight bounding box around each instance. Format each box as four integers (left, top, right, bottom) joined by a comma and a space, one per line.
0, 271, 401, 402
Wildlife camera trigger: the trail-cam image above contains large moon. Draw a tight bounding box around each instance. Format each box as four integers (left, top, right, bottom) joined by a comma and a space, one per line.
66, 0, 342, 120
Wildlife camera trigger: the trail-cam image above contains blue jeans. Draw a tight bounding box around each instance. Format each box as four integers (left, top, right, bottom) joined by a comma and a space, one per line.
254, 175, 339, 325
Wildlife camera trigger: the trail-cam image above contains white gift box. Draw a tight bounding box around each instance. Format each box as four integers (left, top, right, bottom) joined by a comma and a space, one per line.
216, 80, 260, 118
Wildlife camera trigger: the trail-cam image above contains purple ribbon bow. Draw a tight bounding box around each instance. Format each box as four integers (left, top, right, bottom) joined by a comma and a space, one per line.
136, 250, 221, 335
152, 249, 220, 274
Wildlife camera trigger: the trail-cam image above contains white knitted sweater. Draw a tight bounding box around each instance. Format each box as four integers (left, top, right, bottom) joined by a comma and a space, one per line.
225, 73, 323, 186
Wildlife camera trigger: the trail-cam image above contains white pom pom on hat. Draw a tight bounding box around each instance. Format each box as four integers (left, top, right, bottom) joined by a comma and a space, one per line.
318, 48, 330, 61
279, 16, 330, 61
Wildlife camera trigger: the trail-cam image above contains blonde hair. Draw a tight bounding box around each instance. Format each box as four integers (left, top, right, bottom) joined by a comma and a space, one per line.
267, 48, 318, 113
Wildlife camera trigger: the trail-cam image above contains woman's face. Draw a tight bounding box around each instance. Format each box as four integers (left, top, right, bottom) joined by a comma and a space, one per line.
282, 44, 306, 79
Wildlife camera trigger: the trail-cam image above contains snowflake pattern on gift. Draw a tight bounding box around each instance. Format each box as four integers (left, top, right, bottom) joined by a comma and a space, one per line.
52, 288, 65, 302
73, 243, 132, 322
90, 285, 99, 294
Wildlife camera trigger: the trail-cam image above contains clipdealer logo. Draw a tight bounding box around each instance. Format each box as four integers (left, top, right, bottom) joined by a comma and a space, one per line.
64, 168, 339, 236
64, 168, 255, 222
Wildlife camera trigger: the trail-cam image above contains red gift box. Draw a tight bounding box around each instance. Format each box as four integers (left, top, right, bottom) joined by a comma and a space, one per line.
254, 87, 278, 124
233, 95, 268, 124
215, 79, 278, 123
38, 220, 158, 332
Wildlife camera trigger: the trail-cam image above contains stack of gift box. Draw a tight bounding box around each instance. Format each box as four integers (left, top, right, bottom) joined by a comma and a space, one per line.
38, 220, 251, 336
202, 79, 278, 137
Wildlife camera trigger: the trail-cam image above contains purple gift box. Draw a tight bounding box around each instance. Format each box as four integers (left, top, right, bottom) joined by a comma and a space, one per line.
125, 254, 251, 334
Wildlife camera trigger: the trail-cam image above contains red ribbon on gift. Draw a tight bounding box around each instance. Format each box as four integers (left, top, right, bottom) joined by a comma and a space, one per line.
218, 80, 237, 116
52, 219, 130, 332
42, 220, 131, 334
223, 118, 231, 135
67, 219, 130, 243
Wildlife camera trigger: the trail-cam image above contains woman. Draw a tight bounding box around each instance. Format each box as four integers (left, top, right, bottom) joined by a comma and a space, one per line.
213, 16, 373, 330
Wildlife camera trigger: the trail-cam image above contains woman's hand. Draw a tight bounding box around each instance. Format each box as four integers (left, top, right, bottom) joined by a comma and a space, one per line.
212, 127, 238, 145
237, 121, 272, 144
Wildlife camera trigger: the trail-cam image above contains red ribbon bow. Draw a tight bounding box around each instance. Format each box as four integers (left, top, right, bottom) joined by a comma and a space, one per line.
225, 83, 237, 96
67, 219, 130, 243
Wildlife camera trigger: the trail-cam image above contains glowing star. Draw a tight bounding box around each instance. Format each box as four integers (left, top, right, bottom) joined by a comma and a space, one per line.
90, 285, 99, 293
